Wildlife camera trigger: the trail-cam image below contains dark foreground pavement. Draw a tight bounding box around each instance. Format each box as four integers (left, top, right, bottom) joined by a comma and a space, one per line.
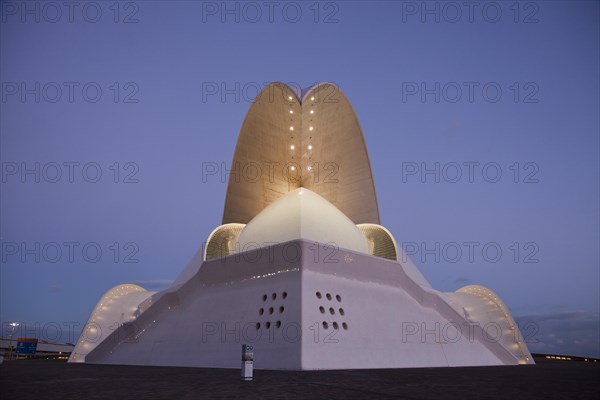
1, 359, 598, 400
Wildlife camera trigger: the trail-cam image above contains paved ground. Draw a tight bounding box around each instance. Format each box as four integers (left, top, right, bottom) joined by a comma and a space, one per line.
1, 359, 598, 399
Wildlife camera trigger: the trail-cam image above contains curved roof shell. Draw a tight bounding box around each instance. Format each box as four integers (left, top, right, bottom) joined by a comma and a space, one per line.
235, 187, 369, 254
223, 82, 380, 225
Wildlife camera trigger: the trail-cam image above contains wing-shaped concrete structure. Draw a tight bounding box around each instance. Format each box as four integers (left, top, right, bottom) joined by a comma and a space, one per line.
70, 83, 533, 369
222, 82, 380, 225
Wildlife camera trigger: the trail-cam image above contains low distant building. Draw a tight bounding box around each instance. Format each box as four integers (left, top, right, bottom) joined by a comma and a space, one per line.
1, 338, 73, 360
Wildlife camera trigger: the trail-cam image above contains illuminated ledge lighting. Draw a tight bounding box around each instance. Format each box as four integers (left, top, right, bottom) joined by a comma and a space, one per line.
546, 355, 571, 360
541, 354, 598, 362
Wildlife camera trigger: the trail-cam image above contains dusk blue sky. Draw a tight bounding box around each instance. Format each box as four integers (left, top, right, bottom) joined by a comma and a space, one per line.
1, 1, 598, 357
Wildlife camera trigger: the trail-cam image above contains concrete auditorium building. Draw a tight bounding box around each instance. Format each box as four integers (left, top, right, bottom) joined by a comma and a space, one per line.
69, 82, 534, 369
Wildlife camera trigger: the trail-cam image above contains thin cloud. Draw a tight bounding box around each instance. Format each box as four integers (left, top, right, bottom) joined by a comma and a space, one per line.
514, 310, 599, 358
49, 283, 64, 293
453, 277, 469, 285
516, 311, 596, 324
130, 280, 174, 289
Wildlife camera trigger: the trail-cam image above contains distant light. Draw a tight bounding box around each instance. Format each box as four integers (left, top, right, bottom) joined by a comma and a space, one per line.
307, 166, 312, 171
309, 126, 314, 131
290, 126, 294, 131
290, 145, 295, 150
290, 166, 296, 171
308, 145, 313, 150
311, 96, 315, 101
310, 110, 314, 114
288, 96, 293, 100
289, 110, 293, 114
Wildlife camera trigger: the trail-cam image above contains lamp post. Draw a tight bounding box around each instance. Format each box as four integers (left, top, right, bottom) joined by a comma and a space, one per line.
7, 322, 19, 360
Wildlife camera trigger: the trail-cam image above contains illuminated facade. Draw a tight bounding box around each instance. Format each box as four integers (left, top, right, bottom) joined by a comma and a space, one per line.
69, 83, 533, 369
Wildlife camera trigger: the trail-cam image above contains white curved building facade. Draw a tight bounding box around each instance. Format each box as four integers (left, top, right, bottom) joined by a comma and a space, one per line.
69, 83, 533, 369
